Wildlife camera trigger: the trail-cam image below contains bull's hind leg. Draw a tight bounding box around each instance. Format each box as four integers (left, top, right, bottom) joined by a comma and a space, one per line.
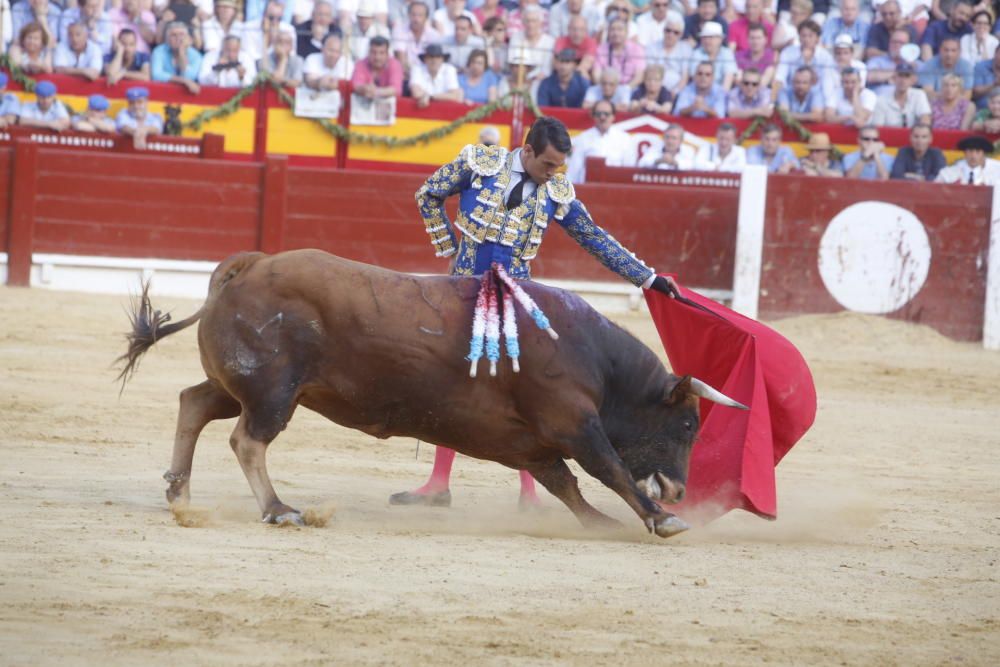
229, 413, 303, 526
166, 380, 241, 506
529, 459, 622, 530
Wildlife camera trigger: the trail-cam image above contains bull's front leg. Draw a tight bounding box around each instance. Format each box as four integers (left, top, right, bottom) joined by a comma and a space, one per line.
567, 419, 690, 538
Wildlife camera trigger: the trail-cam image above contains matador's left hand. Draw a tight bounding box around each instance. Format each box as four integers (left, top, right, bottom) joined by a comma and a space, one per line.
650, 276, 680, 299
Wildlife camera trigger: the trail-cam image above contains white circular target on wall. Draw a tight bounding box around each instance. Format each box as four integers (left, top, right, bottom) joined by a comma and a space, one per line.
818, 202, 931, 314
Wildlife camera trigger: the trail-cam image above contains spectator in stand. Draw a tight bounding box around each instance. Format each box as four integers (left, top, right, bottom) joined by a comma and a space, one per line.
433, 0, 480, 38
865, 1, 917, 60
259, 24, 304, 86
243, 0, 294, 61
690, 21, 737, 90
443, 16, 486, 73
684, 0, 728, 44
778, 65, 826, 122
820, 0, 869, 56
597, 1, 638, 42
335, 0, 389, 31
483, 16, 509, 74
635, 2, 678, 47
506, 0, 553, 37
729, 0, 774, 52
116, 86, 164, 149
735, 23, 775, 87
960, 10, 997, 64
11, 0, 60, 47
106, 29, 152, 85
972, 87, 1000, 132
554, 15, 598, 81
827, 67, 877, 125
582, 67, 632, 112
110, 0, 157, 55
566, 99, 634, 183
891, 0, 932, 38
549, 0, 600, 39
972, 48, 1000, 109
202, 0, 244, 56
459, 49, 500, 103
245, 0, 295, 25
346, 2, 391, 62
393, 1, 442, 76
508, 7, 555, 81
296, 1, 339, 59
71, 94, 116, 133
10, 22, 53, 75
54, 22, 104, 81
695, 122, 747, 172
352, 35, 404, 99
152, 22, 204, 94
930, 73, 975, 128
674, 61, 727, 117
645, 13, 692, 96
0, 74, 20, 129
410, 43, 463, 107
797, 132, 844, 177
304, 34, 352, 90
536, 47, 589, 107
872, 62, 932, 126
728, 66, 774, 117
935, 134, 1000, 184
775, 20, 835, 98
919, 37, 973, 101
891, 123, 946, 180
844, 126, 894, 180
831, 34, 866, 88
772, 0, 811, 51
58, 0, 113, 57
478, 125, 501, 145
867, 28, 914, 94
630, 63, 673, 113
473, 0, 506, 27
157, 0, 203, 47
747, 123, 799, 173
638, 122, 697, 169
921, 1, 972, 60
200, 34, 257, 87
595, 18, 646, 88
17, 80, 70, 132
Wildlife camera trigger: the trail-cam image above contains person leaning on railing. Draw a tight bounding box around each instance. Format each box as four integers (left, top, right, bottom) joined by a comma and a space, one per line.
0, 73, 20, 129
17, 80, 70, 132
116, 87, 164, 150
53, 21, 104, 81
199, 33, 257, 87
71, 94, 117, 134
971, 87, 1000, 133
152, 21, 204, 94
10, 21, 54, 75
351, 34, 404, 99
258, 24, 304, 87
106, 28, 152, 85
303, 33, 353, 91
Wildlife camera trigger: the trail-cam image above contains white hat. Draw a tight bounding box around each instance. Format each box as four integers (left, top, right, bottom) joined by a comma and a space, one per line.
699, 21, 724, 38
833, 33, 853, 49
356, 0, 375, 18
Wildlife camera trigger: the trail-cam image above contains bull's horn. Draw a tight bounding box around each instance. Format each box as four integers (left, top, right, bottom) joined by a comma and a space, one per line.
690, 378, 749, 410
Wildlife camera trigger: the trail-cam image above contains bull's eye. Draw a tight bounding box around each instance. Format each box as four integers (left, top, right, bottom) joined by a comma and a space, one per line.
683, 420, 693, 431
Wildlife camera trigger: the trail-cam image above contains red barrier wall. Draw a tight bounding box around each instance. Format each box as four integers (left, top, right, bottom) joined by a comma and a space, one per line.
758, 175, 992, 341
0, 147, 10, 254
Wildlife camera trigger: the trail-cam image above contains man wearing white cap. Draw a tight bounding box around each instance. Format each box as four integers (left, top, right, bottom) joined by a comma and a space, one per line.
689, 21, 736, 90
820, 0, 869, 56
336, 0, 388, 31
432, 0, 479, 39
347, 1, 391, 62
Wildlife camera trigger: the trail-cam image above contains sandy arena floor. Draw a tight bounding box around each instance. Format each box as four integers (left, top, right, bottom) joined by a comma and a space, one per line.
0, 285, 998, 666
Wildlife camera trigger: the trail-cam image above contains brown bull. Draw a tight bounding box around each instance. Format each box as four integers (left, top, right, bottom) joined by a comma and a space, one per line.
118, 250, 744, 538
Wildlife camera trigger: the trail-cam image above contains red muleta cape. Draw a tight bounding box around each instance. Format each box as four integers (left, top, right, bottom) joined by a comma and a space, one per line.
644, 280, 817, 524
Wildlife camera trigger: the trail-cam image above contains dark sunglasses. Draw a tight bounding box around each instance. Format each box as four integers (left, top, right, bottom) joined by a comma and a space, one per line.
860, 136, 878, 141
664, 28, 682, 35
742, 80, 760, 86
593, 111, 613, 118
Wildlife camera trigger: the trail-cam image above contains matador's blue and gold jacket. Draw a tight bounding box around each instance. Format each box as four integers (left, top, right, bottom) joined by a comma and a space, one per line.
415, 144, 654, 287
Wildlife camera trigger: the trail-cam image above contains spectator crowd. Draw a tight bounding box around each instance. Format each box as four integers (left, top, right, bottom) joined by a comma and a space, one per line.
2, 0, 999, 179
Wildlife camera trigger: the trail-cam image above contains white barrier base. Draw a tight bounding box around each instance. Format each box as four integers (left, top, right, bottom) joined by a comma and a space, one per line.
0, 253, 732, 315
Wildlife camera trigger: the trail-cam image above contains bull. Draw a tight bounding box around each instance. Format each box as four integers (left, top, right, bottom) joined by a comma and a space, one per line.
118, 250, 745, 538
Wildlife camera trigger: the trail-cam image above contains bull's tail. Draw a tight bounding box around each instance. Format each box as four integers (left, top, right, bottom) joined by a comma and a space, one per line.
115, 251, 266, 390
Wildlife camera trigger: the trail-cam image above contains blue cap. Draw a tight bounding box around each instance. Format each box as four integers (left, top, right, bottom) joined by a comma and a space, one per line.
88, 94, 110, 111
0, 72, 8, 87
35, 80, 57, 98
126, 87, 149, 101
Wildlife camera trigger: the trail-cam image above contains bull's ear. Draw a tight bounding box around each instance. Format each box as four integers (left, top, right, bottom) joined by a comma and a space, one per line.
664, 375, 692, 406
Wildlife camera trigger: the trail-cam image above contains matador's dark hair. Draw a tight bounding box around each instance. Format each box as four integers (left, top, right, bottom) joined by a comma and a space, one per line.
525, 117, 572, 155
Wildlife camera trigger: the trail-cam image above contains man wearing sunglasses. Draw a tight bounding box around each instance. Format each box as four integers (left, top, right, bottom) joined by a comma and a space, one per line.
843, 126, 894, 180
727, 67, 774, 118
645, 13, 692, 96
567, 99, 634, 182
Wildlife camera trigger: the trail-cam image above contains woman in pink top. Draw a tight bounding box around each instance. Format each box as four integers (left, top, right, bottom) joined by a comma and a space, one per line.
473, 0, 506, 27
595, 19, 645, 87
931, 74, 975, 130
728, 0, 774, 52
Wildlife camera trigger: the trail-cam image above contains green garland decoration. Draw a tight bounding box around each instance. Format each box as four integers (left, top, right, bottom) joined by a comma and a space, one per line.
736, 107, 843, 160
183, 72, 266, 132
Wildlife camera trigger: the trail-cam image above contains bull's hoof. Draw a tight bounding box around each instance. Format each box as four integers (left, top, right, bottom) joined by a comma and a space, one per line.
165, 485, 189, 506
388, 490, 452, 507
645, 514, 690, 538
263, 510, 305, 526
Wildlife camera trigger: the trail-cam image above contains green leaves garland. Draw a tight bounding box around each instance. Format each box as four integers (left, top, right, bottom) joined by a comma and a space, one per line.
737, 107, 843, 160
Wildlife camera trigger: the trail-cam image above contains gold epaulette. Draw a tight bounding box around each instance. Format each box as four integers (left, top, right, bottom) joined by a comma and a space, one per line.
545, 173, 576, 204
462, 143, 508, 177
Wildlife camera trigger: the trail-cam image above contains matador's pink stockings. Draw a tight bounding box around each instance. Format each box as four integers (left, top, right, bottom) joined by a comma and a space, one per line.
411, 446, 540, 504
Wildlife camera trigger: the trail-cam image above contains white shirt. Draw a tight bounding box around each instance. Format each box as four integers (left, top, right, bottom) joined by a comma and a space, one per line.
960, 33, 999, 65
935, 158, 1000, 186
240, 21, 294, 61
431, 8, 480, 38
832, 88, 878, 124
638, 141, 697, 170
508, 33, 555, 79
201, 18, 246, 55
410, 62, 460, 96
695, 143, 747, 172
567, 125, 634, 184
199, 48, 257, 87
506, 149, 538, 202
635, 11, 679, 48
303, 52, 354, 80
871, 88, 932, 127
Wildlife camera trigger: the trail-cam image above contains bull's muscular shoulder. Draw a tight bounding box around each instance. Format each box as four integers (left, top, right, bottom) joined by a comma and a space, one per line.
545, 172, 576, 205
461, 143, 508, 177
